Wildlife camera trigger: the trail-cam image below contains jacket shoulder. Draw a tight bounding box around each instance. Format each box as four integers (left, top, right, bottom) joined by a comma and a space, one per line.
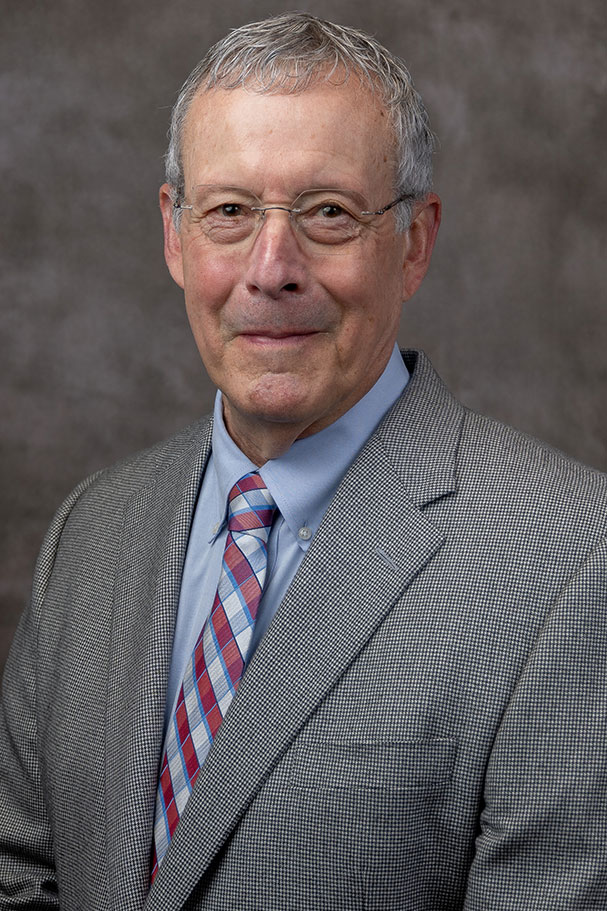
31, 416, 213, 609
460, 405, 607, 506
388, 351, 607, 540
87, 414, 213, 497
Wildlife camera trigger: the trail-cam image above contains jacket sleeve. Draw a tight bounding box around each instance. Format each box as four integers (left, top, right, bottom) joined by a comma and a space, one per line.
463, 536, 607, 910
0, 475, 101, 908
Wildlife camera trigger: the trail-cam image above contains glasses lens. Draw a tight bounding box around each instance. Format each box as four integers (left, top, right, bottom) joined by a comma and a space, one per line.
183, 186, 373, 251
294, 191, 369, 245
188, 187, 259, 244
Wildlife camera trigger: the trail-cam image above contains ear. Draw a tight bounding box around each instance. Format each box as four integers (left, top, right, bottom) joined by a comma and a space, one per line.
401, 193, 441, 301
159, 183, 185, 289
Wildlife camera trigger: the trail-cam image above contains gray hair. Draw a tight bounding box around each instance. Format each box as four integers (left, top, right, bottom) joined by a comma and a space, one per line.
166, 12, 435, 231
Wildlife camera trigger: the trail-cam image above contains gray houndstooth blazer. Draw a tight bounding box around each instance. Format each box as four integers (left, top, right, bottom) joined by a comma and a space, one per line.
2, 350, 607, 910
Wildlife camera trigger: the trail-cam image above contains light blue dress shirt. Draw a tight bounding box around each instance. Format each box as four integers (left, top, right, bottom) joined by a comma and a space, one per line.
164, 345, 409, 727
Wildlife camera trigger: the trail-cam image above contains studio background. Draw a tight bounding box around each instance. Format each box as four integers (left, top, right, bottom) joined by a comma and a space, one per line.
2, 0, 606, 671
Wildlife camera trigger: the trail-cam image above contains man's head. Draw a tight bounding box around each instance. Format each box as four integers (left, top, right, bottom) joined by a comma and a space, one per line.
160, 13, 441, 464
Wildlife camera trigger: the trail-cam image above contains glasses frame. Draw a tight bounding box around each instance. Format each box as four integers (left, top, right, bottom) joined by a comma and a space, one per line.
172, 188, 415, 224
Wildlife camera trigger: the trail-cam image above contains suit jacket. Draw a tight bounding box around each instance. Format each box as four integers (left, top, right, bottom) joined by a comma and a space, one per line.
2, 350, 607, 910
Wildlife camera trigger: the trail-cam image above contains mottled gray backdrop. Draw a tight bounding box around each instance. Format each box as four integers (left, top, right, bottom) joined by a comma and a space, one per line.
2, 0, 606, 670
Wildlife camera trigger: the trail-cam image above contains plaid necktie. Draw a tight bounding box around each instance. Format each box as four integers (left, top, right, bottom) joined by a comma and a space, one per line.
151, 471, 277, 880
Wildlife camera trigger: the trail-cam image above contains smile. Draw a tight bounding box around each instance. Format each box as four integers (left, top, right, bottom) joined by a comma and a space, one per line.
237, 330, 321, 344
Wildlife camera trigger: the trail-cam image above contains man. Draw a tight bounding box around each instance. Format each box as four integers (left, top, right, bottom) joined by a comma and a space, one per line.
1, 12, 606, 910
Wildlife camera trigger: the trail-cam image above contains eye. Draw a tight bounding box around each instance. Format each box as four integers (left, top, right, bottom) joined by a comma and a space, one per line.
219, 203, 244, 217
319, 203, 346, 219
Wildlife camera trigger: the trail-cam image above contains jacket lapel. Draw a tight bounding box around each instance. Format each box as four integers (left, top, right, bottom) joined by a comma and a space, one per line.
147, 351, 464, 910
104, 420, 213, 910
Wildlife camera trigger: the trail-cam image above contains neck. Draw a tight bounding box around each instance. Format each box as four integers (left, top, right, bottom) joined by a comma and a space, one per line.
222, 402, 317, 466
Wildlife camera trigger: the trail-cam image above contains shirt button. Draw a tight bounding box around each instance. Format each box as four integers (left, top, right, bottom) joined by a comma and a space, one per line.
212, 522, 220, 534
298, 526, 312, 541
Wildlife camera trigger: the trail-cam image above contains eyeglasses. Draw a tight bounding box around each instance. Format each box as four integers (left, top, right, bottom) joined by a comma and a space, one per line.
173, 186, 413, 250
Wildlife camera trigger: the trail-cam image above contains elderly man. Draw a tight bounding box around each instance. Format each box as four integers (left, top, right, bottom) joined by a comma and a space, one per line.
1, 12, 606, 911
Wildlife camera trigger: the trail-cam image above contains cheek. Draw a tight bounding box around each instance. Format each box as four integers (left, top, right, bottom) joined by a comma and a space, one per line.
182, 251, 240, 329
184, 254, 231, 301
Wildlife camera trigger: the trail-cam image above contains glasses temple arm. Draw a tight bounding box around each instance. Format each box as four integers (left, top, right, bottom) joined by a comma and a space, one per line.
361, 192, 415, 217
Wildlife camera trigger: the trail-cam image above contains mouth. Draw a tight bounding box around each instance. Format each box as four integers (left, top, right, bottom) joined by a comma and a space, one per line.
237, 329, 321, 344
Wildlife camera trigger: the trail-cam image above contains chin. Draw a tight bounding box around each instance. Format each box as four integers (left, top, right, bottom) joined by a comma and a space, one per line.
227, 379, 326, 428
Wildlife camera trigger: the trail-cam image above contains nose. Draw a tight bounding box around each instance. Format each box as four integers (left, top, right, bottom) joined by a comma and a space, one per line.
244, 210, 308, 299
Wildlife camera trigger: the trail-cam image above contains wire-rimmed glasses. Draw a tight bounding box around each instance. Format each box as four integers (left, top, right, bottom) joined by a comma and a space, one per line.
173, 186, 413, 251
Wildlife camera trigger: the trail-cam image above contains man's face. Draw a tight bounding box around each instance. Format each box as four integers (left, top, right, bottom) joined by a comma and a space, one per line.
161, 78, 438, 459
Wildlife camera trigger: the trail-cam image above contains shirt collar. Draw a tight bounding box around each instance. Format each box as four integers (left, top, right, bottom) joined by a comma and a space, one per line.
208, 344, 409, 549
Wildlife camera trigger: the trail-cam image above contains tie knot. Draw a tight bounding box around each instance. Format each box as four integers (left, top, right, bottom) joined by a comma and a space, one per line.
227, 472, 276, 533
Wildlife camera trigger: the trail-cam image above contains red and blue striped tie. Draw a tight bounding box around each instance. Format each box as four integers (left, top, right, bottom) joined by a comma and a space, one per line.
151, 471, 276, 880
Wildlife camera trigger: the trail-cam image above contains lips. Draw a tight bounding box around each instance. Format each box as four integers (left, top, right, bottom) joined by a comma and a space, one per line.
239, 329, 319, 339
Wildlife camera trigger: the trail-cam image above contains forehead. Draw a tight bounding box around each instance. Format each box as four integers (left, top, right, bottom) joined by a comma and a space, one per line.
180, 79, 396, 198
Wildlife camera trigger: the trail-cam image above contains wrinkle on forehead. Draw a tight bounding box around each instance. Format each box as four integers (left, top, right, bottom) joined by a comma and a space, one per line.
181, 79, 397, 201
